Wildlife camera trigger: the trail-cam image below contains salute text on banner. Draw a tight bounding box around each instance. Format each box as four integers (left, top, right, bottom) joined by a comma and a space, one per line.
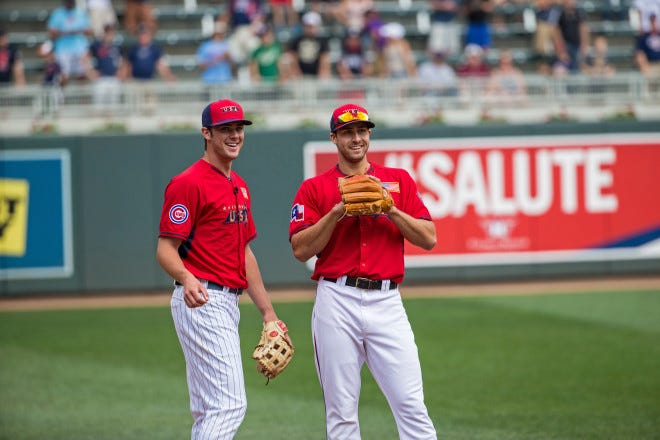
303, 133, 660, 267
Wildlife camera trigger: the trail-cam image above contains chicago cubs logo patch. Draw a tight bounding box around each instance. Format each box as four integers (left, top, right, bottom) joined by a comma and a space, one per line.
169, 204, 189, 224
291, 204, 304, 222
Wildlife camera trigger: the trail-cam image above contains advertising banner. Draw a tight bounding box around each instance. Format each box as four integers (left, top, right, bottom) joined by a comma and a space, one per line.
0, 149, 73, 279
303, 133, 660, 267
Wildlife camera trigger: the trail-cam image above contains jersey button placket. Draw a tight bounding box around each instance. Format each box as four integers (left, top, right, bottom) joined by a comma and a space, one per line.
358, 217, 368, 272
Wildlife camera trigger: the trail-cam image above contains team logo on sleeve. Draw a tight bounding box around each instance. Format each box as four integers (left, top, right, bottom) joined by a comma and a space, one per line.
169, 204, 189, 224
241, 187, 249, 199
291, 204, 304, 222
382, 182, 400, 193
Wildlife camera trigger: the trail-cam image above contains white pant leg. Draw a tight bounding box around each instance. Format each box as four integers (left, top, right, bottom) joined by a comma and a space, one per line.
171, 285, 246, 440
312, 279, 366, 439
363, 288, 437, 440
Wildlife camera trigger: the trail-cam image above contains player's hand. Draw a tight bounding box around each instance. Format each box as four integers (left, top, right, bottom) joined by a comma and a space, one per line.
182, 279, 208, 308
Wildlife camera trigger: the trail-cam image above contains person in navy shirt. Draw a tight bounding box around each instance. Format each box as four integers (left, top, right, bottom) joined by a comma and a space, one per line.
89, 23, 124, 112
124, 25, 175, 81
635, 13, 660, 77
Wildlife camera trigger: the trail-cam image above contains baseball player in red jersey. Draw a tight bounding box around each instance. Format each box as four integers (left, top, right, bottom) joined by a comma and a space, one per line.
156, 99, 290, 439
289, 103, 438, 439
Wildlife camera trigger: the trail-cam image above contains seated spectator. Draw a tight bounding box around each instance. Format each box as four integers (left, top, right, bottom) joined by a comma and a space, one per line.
427, 0, 461, 56
583, 35, 615, 77
336, 29, 375, 80
375, 22, 417, 79
249, 25, 284, 83
47, 0, 94, 85
0, 29, 26, 87
89, 23, 124, 113
486, 49, 527, 104
123, 0, 156, 36
635, 13, 660, 77
196, 21, 234, 85
455, 43, 491, 78
122, 26, 175, 114
123, 26, 176, 82
282, 11, 331, 80
417, 50, 458, 96
86, 0, 117, 39
455, 43, 490, 99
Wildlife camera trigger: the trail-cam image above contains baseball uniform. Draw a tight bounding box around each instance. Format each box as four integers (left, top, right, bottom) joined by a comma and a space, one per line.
290, 162, 437, 439
160, 159, 255, 439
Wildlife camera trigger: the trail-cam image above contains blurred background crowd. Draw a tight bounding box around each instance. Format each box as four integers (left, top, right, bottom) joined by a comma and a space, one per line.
0, 0, 659, 125
1, 0, 659, 86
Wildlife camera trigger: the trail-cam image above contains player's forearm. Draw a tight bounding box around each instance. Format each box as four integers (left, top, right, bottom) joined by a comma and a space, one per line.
387, 207, 437, 250
290, 203, 344, 261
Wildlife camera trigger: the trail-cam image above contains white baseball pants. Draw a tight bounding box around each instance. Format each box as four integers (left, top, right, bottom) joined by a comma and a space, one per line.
312, 277, 437, 439
171, 283, 246, 440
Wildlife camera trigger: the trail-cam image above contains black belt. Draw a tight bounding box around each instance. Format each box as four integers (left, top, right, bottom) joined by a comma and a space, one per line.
175, 281, 243, 295
323, 276, 397, 290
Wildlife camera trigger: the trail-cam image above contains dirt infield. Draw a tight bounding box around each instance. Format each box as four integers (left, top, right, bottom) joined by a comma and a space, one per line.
1, 276, 659, 312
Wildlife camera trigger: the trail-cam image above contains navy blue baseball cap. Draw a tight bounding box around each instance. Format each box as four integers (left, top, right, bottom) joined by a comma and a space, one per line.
202, 99, 252, 127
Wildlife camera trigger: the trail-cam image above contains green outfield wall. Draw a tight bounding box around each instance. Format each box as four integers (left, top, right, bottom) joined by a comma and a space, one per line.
2, 121, 659, 296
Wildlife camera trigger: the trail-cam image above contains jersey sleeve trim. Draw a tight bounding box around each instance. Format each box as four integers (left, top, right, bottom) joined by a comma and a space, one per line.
159, 231, 189, 240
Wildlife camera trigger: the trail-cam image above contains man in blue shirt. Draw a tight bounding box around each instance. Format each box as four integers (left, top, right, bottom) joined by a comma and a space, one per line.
47, 0, 92, 83
196, 21, 234, 85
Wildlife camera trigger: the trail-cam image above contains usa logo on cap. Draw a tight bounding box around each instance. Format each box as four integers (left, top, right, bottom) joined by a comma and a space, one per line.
169, 204, 189, 224
202, 99, 253, 127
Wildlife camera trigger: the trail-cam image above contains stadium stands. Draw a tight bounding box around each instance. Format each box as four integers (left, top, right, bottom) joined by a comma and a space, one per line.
1, 0, 658, 134
0, 0, 641, 80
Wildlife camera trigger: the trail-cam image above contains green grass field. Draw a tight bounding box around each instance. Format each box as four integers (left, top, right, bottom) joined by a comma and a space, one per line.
1, 288, 659, 440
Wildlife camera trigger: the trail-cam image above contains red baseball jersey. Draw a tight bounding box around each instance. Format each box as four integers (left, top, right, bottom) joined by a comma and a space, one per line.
159, 159, 256, 289
289, 163, 432, 283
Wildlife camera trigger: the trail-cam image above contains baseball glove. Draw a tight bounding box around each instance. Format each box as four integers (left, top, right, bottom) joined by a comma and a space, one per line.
338, 174, 394, 216
252, 320, 294, 383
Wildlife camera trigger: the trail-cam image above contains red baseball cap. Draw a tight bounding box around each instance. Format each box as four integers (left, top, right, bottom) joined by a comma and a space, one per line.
201, 99, 252, 127
330, 103, 375, 132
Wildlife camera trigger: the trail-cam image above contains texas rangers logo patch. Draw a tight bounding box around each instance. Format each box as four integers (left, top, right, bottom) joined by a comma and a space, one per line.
291, 204, 304, 222
169, 204, 189, 224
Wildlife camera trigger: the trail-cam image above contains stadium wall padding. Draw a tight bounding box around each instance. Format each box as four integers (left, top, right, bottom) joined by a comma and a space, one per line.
2, 121, 659, 296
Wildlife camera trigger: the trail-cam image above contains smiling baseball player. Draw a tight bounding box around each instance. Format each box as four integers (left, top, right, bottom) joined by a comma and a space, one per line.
289, 103, 438, 439
156, 99, 292, 439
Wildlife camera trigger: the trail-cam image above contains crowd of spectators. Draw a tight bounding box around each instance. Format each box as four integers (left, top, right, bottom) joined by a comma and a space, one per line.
1, 0, 659, 110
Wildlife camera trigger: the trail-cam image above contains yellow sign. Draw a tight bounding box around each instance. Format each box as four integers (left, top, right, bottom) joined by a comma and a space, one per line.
0, 178, 30, 256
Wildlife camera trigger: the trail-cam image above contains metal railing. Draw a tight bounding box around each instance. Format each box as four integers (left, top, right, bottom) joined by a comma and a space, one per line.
1, 73, 658, 127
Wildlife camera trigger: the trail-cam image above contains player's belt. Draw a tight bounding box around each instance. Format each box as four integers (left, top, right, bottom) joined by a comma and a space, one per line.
175, 281, 243, 295
323, 276, 397, 290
